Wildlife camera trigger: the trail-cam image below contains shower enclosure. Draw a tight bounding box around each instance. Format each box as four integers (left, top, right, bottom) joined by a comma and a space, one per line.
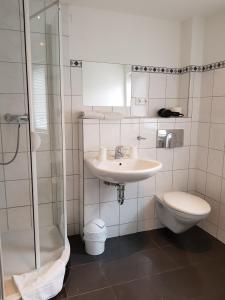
0, 0, 69, 299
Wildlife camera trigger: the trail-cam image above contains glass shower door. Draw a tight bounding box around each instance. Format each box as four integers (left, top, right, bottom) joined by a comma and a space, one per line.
28, 0, 66, 267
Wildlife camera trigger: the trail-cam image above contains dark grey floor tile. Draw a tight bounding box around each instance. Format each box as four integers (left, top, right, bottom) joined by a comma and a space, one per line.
113, 278, 161, 300
150, 260, 225, 299
69, 287, 117, 300
65, 262, 110, 297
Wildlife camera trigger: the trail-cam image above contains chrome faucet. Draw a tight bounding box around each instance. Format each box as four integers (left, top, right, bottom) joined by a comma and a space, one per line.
165, 132, 174, 148
115, 145, 124, 159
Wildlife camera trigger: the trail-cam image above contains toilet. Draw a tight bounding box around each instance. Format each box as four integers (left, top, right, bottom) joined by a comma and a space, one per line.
155, 191, 211, 234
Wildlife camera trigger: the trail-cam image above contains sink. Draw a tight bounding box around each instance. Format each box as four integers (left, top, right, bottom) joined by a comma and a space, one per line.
85, 157, 162, 184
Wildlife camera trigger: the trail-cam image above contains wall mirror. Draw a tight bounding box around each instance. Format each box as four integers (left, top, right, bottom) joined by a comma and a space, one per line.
82, 61, 131, 107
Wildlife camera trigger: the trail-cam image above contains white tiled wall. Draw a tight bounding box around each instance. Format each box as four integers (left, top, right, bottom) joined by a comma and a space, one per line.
79, 117, 192, 237
188, 68, 225, 243
0, 0, 33, 233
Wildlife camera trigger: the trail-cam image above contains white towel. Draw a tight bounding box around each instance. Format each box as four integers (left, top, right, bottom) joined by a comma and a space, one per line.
80, 111, 105, 119
80, 110, 124, 120
13, 242, 70, 300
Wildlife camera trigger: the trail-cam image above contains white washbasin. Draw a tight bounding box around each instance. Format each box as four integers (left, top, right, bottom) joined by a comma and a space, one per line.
85, 157, 162, 184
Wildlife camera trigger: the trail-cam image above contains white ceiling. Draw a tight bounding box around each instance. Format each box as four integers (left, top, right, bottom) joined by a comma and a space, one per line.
62, 0, 225, 21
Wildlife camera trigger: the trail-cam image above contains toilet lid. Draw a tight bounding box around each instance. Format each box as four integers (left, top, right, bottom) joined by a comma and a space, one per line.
163, 191, 211, 216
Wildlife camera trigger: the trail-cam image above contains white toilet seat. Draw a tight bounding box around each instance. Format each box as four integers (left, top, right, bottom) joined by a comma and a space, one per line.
157, 191, 211, 217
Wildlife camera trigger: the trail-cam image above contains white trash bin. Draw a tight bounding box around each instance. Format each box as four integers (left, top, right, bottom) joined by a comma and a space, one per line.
83, 219, 107, 255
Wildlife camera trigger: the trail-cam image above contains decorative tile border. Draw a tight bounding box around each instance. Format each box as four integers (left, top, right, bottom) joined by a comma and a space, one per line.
70, 59, 225, 74
70, 60, 82, 67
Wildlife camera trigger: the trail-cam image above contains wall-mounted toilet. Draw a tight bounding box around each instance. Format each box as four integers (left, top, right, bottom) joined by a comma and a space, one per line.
155, 191, 211, 233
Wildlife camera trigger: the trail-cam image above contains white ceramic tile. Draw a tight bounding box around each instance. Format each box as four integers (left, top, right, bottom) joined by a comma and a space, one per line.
65, 149, 73, 175
138, 176, 155, 197
175, 122, 191, 146
131, 101, 148, 117
65, 123, 73, 150
0, 29, 22, 62
71, 68, 82, 95
99, 181, 117, 202
199, 219, 218, 237
173, 147, 190, 170
74, 200, 79, 222
213, 68, 225, 97
4, 152, 29, 180
191, 98, 200, 122
36, 151, 51, 178
100, 123, 120, 149
67, 200, 74, 224
0, 0, 20, 30
39, 203, 53, 227
209, 123, 225, 151
8, 206, 32, 231
156, 171, 173, 194
188, 169, 196, 191
74, 174, 79, 199
206, 173, 222, 202
2, 124, 27, 153
83, 124, 100, 151
106, 225, 120, 238
205, 197, 219, 225
195, 170, 207, 195
211, 97, 225, 123
6, 180, 31, 207
138, 148, 156, 160
219, 204, 225, 231
0, 182, 6, 209
84, 204, 99, 225
139, 123, 157, 148
201, 71, 213, 98
38, 177, 53, 203
217, 229, 225, 244
149, 74, 166, 98
166, 74, 179, 98
138, 218, 161, 232
100, 201, 119, 226
193, 72, 202, 98
198, 123, 210, 147
62, 36, 70, 66
0, 62, 24, 94
148, 99, 166, 117
120, 198, 137, 224
190, 122, 198, 145
31, 33, 46, 64
138, 196, 155, 220
156, 149, 173, 171
121, 123, 139, 147
84, 179, 99, 205
207, 149, 223, 176
173, 170, 188, 191
73, 123, 79, 150
178, 73, 189, 99
131, 72, 149, 98
64, 96, 72, 123
0, 210, 7, 233
198, 98, 212, 122
189, 146, 197, 169
196, 147, 208, 171
30, 0, 45, 33
124, 182, 138, 199
119, 222, 137, 235
63, 66, 71, 96
0, 94, 26, 120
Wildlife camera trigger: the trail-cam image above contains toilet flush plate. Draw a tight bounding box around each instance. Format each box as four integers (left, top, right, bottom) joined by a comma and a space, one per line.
156, 129, 184, 148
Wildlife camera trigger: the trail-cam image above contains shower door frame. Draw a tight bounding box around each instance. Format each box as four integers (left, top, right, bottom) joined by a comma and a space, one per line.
0, 1, 67, 297
23, 0, 67, 269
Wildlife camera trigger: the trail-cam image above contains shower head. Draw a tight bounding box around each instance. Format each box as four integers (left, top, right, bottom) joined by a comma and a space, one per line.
4, 113, 29, 124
